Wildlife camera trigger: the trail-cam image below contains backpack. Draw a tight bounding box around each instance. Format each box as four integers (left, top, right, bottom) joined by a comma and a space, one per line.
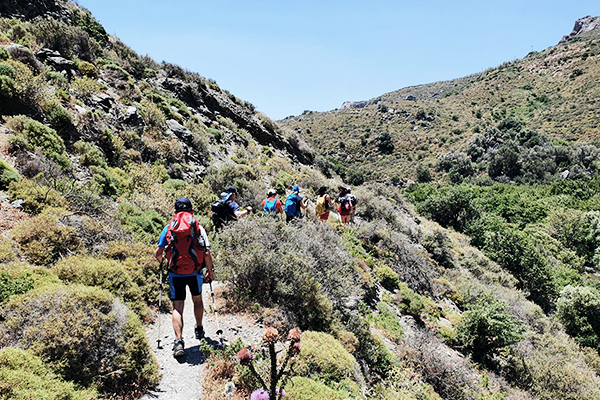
264, 198, 278, 213
165, 211, 206, 274
315, 195, 329, 215
211, 200, 235, 230
340, 196, 350, 210
284, 194, 301, 216
348, 194, 357, 207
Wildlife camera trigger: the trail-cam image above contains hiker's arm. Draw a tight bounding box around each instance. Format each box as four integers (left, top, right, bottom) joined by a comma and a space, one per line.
154, 246, 164, 263
203, 251, 214, 283
234, 206, 252, 218
301, 199, 308, 209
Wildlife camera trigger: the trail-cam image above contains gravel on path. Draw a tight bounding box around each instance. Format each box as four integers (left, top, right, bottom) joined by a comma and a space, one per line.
141, 282, 264, 400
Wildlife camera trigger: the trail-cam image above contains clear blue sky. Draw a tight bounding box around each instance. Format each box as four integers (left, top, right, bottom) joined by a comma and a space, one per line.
77, 0, 598, 120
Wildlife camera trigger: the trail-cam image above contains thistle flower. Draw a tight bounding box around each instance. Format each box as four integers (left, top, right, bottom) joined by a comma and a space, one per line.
262, 327, 279, 343
251, 388, 270, 400
276, 387, 287, 397
237, 347, 253, 366
290, 341, 301, 355
286, 327, 301, 343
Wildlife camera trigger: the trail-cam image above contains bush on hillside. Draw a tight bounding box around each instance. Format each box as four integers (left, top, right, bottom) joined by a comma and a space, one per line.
10, 208, 80, 265
0, 262, 61, 293
0, 158, 19, 190
294, 331, 359, 385
117, 202, 165, 243
285, 377, 350, 400
357, 221, 435, 296
215, 216, 358, 331
52, 254, 154, 321
0, 284, 159, 396
507, 331, 600, 400
9, 118, 70, 169
0, 348, 98, 400
455, 297, 525, 365
556, 285, 600, 349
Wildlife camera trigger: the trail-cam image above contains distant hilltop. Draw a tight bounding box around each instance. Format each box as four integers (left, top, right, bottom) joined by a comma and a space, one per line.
561, 15, 600, 41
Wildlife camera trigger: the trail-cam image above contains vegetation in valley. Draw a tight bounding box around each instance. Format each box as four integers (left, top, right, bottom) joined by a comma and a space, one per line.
0, 2, 600, 399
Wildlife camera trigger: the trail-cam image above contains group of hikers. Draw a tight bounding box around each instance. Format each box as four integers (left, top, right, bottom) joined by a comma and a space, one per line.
155, 184, 357, 357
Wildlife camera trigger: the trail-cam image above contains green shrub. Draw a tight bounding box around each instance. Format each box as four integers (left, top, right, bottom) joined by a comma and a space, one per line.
0, 236, 16, 263
507, 332, 600, 400
117, 202, 166, 242
7, 178, 68, 214
374, 264, 399, 290
285, 377, 349, 400
0, 158, 19, 190
0, 74, 14, 98
78, 60, 98, 79
556, 285, 600, 349
215, 217, 358, 331
0, 62, 15, 77
455, 297, 525, 365
371, 302, 404, 343
43, 101, 73, 132
0, 262, 61, 291
11, 208, 80, 265
71, 76, 103, 100
74, 140, 107, 168
90, 165, 120, 196
295, 331, 358, 384
21, 119, 70, 169
0, 348, 98, 400
0, 46, 9, 61
0, 284, 159, 396
52, 254, 153, 320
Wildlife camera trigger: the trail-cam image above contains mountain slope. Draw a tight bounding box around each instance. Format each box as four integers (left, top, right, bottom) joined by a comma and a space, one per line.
279, 16, 600, 185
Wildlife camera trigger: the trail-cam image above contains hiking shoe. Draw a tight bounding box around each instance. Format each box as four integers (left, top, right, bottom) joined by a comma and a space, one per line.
195, 325, 204, 340
172, 338, 185, 357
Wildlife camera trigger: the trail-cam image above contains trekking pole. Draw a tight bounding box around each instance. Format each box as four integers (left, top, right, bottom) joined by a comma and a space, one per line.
209, 282, 224, 343
156, 259, 165, 349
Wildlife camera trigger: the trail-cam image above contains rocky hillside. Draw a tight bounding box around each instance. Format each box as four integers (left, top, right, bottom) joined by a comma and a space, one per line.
280, 16, 600, 185
2, 3, 600, 400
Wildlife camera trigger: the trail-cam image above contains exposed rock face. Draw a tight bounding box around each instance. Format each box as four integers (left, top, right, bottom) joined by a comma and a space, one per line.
340, 97, 381, 110
0, 0, 70, 21
562, 15, 600, 41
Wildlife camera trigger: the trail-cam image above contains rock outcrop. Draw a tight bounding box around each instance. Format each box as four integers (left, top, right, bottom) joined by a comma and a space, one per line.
562, 15, 600, 41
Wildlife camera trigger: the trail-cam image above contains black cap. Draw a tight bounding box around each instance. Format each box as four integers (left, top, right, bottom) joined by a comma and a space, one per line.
174, 197, 193, 212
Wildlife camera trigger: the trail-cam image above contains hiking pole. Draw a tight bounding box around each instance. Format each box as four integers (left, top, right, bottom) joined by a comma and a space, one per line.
209, 282, 224, 343
156, 259, 165, 349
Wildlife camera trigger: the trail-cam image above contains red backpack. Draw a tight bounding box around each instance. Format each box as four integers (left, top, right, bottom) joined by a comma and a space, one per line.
165, 211, 206, 274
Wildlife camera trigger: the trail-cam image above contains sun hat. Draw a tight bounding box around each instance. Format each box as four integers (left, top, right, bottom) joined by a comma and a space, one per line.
267, 188, 277, 196
292, 185, 300, 193
220, 192, 232, 201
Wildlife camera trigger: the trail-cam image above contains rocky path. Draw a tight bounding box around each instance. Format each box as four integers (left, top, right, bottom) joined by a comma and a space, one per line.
141, 282, 264, 400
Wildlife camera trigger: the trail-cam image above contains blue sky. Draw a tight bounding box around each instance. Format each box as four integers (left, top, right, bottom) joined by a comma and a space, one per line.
77, 0, 598, 120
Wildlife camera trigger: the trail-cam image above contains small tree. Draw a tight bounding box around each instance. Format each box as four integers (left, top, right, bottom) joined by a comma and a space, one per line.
455, 297, 524, 366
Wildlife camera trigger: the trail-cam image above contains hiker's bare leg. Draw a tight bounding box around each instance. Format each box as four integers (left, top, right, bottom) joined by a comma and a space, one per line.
192, 294, 204, 327
172, 300, 184, 338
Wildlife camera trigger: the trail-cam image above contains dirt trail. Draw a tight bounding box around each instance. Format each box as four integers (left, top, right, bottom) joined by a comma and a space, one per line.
141, 282, 264, 400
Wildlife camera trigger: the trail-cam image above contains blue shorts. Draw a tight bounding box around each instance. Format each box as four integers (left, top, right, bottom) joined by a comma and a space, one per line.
168, 271, 203, 301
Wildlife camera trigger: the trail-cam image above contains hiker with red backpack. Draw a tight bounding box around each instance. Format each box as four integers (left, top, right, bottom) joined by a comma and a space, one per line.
336, 186, 354, 224
154, 197, 214, 358
284, 185, 308, 223
261, 188, 283, 216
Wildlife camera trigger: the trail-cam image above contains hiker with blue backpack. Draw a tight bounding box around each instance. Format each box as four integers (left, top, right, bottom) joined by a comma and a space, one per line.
284, 185, 308, 223
154, 197, 214, 358
261, 188, 283, 216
